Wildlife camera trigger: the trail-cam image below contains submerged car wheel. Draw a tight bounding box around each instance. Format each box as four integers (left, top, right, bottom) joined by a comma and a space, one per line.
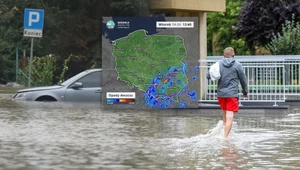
35, 96, 57, 102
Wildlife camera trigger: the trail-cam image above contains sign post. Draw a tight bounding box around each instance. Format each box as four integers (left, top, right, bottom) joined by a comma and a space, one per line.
23, 8, 44, 87
16, 45, 18, 82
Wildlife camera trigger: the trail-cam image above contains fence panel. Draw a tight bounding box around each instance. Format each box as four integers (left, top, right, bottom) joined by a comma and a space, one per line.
199, 56, 300, 106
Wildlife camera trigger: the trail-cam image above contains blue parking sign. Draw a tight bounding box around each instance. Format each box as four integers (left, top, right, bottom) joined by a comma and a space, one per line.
24, 9, 44, 30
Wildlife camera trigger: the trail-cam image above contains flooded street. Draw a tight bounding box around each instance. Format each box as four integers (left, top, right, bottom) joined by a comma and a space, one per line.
0, 93, 300, 169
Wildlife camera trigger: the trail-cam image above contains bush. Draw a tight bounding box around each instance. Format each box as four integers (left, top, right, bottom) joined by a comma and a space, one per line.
19, 54, 56, 86
268, 16, 300, 55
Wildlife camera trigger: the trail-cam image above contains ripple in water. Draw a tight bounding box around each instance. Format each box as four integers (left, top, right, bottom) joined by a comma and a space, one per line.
158, 119, 291, 169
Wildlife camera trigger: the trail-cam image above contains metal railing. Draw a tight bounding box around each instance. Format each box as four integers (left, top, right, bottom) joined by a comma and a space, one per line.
199, 55, 300, 106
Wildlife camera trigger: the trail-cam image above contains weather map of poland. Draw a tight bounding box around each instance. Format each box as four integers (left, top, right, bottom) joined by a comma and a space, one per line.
102, 17, 199, 109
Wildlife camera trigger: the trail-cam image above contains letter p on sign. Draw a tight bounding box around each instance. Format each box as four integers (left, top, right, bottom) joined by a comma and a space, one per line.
28, 12, 40, 26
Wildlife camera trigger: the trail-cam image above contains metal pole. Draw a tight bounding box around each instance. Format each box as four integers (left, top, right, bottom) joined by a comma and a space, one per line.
16, 45, 19, 82
23, 49, 26, 71
28, 38, 34, 87
273, 64, 278, 106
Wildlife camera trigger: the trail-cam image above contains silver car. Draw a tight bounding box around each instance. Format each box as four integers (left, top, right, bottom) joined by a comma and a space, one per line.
13, 69, 102, 102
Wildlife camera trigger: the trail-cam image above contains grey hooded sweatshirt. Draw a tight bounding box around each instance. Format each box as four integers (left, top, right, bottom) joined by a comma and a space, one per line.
207, 57, 248, 98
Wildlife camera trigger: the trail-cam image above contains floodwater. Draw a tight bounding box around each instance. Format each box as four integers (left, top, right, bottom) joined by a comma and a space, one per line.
0, 93, 300, 170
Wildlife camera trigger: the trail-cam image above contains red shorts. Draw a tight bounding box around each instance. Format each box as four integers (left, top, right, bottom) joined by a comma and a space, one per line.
218, 97, 239, 112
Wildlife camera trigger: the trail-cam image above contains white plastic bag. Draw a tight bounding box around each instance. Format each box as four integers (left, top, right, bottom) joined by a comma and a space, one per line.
209, 61, 220, 81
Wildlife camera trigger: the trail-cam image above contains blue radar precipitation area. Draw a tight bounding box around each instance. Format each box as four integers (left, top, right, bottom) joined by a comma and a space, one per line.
145, 63, 198, 108
102, 17, 199, 108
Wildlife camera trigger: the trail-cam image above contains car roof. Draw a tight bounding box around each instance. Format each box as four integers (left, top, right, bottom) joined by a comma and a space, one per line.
86, 68, 102, 72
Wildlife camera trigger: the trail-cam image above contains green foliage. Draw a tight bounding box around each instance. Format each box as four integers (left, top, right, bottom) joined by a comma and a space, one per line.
59, 55, 71, 83
58, 54, 92, 83
109, 0, 146, 16
207, 0, 250, 55
19, 54, 94, 86
268, 17, 300, 55
19, 54, 56, 86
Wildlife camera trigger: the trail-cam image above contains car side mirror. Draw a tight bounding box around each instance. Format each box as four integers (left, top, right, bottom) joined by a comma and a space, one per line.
70, 82, 83, 89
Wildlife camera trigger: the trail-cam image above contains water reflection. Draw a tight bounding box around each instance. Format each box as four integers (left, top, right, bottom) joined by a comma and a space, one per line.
218, 142, 243, 169
0, 93, 300, 169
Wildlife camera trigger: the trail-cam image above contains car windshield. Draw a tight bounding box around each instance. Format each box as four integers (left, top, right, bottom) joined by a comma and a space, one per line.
60, 71, 90, 86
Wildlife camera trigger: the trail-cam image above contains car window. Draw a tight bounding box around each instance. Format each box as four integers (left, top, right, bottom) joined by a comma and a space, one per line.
73, 71, 101, 88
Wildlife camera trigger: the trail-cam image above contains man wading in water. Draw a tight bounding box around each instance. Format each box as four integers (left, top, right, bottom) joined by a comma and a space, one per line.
207, 47, 248, 138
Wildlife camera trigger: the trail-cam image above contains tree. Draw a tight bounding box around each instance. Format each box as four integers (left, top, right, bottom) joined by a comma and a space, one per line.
207, 0, 249, 56
235, 0, 300, 53
0, 0, 30, 83
268, 17, 300, 55
109, 0, 147, 16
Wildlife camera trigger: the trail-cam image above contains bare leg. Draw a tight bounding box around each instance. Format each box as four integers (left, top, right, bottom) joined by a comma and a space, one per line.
224, 111, 234, 138
222, 110, 226, 125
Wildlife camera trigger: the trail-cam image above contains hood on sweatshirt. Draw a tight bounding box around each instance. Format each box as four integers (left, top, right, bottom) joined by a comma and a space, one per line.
221, 57, 235, 67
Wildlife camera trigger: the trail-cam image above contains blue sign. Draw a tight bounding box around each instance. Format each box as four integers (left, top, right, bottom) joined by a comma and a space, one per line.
24, 9, 44, 30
